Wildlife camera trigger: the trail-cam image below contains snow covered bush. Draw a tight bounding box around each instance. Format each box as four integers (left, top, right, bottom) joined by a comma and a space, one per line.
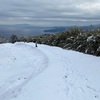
9, 28, 100, 56
10, 34, 18, 43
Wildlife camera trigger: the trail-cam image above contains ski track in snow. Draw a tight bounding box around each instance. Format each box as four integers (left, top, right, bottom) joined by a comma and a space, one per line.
47, 46, 100, 100
0, 43, 48, 100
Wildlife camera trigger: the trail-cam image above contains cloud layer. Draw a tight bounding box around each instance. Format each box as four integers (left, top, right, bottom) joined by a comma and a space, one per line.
0, 0, 100, 26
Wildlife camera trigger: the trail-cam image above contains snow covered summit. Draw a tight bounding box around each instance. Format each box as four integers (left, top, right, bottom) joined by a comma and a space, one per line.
0, 42, 100, 100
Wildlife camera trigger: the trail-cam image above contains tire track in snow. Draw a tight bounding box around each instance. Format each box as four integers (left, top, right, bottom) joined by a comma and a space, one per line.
0, 43, 48, 100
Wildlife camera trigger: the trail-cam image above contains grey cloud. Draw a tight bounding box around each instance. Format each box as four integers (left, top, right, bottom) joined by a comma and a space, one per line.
0, 0, 100, 26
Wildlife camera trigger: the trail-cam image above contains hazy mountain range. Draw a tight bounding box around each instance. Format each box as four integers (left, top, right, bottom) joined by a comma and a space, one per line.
0, 24, 100, 39
0, 24, 50, 39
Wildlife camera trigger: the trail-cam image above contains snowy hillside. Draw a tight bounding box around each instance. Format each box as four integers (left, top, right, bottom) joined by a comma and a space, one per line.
0, 42, 100, 100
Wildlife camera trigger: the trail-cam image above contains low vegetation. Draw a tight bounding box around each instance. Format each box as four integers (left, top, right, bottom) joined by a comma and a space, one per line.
1, 28, 100, 56
26, 28, 100, 56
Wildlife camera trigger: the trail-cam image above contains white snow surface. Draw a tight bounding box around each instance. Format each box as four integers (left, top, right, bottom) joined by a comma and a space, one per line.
0, 42, 100, 100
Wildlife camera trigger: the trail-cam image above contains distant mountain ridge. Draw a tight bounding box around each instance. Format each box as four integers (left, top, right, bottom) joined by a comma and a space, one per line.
0, 24, 100, 39
44, 24, 100, 33
0, 24, 50, 39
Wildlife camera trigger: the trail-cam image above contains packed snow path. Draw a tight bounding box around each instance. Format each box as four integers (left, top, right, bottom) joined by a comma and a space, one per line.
0, 43, 48, 100
0, 42, 100, 100
39, 44, 100, 100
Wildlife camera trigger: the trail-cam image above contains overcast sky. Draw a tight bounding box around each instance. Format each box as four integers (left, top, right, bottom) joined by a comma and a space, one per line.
0, 0, 100, 26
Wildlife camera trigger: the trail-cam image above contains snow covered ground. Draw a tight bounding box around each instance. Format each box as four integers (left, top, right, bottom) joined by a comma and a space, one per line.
0, 42, 100, 100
